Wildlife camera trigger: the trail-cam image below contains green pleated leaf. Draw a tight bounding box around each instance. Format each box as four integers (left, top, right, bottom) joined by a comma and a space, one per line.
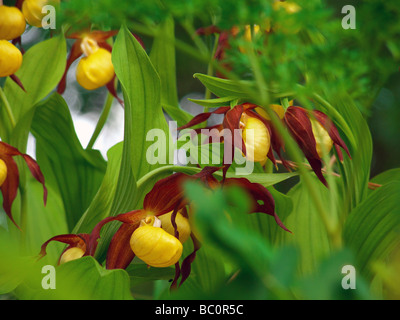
31, 93, 107, 230
188, 96, 238, 108
162, 103, 193, 128
113, 25, 171, 181
317, 91, 373, 211
193, 73, 255, 99
278, 178, 332, 275
343, 181, 400, 279
14, 256, 133, 300
150, 16, 179, 109
1, 35, 66, 149
24, 178, 68, 260
126, 263, 175, 288
149, 17, 193, 128
230, 172, 299, 188
0, 229, 35, 294
370, 168, 400, 186
174, 242, 226, 299
73, 142, 123, 234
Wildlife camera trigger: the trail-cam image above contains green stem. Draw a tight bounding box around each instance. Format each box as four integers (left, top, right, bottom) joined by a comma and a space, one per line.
86, 92, 114, 150
0, 86, 16, 129
204, 33, 220, 108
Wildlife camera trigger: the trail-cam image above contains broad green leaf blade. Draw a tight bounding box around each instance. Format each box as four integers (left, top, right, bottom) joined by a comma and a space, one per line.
24, 178, 68, 261
317, 90, 373, 211
343, 181, 400, 279
113, 25, 171, 181
150, 16, 179, 109
173, 242, 226, 299
162, 103, 193, 128
126, 263, 175, 288
193, 73, 255, 99
188, 96, 238, 108
278, 178, 332, 275
0, 229, 36, 294
73, 142, 123, 234
370, 168, 400, 186
2, 36, 66, 149
149, 17, 193, 127
230, 172, 298, 188
14, 257, 133, 300
31, 93, 107, 230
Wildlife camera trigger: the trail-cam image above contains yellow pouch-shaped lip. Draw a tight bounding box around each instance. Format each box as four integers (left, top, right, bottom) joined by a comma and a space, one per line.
241, 114, 271, 163
0, 40, 23, 77
76, 48, 114, 90
130, 216, 183, 268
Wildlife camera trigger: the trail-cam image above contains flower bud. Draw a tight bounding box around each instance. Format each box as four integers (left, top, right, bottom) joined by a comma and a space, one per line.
59, 247, 85, 264
0, 159, 7, 187
310, 118, 333, 158
0, 40, 23, 77
158, 210, 191, 244
241, 113, 271, 163
22, 0, 59, 28
0, 5, 26, 40
130, 216, 183, 268
76, 47, 115, 90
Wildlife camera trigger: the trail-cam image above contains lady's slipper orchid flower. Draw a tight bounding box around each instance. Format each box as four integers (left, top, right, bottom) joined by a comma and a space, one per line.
38, 233, 90, 265
0, 5, 26, 40
74, 166, 288, 288
57, 30, 123, 104
284, 106, 351, 186
178, 103, 287, 175
87, 171, 198, 271
0, 142, 47, 228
